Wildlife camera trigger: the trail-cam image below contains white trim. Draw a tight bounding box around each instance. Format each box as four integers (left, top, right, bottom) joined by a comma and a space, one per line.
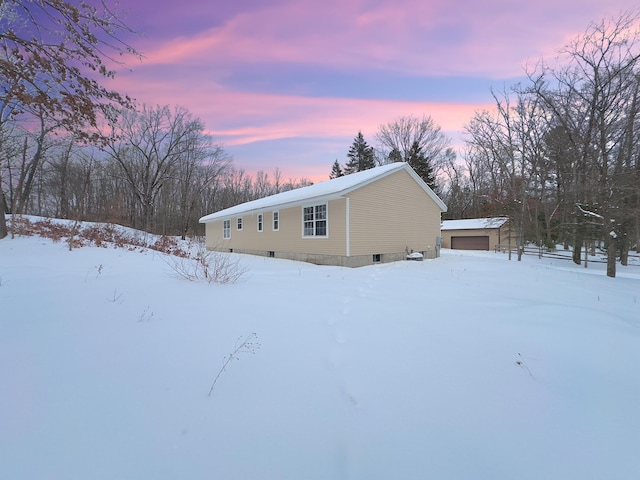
301, 202, 328, 238
345, 197, 350, 257
272, 210, 279, 231
257, 213, 264, 232
236, 217, 243, 231
223, 219, 231, 239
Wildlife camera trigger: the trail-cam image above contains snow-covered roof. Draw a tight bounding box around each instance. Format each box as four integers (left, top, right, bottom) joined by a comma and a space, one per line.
199, 162, 447, 223
441, 217, 509, 231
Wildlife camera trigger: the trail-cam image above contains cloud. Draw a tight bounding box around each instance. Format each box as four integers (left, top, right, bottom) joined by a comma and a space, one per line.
135, 0, 639, 79
107, 0, 640, 180
110, 69, 487, 137
110, 70, 486, 180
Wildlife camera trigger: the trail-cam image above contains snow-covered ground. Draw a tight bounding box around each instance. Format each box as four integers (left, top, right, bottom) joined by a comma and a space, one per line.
1, 229, 639, 480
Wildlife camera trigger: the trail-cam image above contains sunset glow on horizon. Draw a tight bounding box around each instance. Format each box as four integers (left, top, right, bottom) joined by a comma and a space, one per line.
107, 0, 639, 181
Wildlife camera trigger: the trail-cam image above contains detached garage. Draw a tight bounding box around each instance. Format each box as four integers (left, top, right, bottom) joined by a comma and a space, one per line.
441, 217, 512, 251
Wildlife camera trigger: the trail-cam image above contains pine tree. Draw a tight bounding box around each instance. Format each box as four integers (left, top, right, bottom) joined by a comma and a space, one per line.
387, 148, 402, 163
329, 159, 344, 179
407, 141, 437, 191
344, 132, 376, 174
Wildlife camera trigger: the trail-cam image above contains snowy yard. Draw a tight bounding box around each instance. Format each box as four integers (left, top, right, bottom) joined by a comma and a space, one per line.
1, 231, 639, 480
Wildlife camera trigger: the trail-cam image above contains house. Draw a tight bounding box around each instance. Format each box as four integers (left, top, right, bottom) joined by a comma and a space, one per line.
441, 217, 513, 251
199, 162, 447, 267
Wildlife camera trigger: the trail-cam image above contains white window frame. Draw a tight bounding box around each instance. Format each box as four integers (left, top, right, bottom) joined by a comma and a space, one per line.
302, 203, 328, 238
257, 213, 264, 232
273, 211, 279, 231
223, 219, 231, 239
237, 217, 243, 231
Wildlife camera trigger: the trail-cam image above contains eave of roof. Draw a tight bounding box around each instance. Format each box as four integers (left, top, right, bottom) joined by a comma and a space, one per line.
441, 217, 509, 231
199, 162, 447, 223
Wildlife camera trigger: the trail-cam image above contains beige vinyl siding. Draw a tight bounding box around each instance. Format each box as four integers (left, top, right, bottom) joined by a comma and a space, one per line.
205, 220, 227, 249
277, 199, 347, 255
205, 198, 347, 256
347, 169, 442, 256
203, 165, 446, 265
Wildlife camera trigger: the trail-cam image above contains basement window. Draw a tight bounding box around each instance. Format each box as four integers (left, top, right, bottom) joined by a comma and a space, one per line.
373, 254, 381, 263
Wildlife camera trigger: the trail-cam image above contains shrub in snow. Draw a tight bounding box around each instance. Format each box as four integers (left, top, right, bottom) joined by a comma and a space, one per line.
8, 215, 188, 255
8, 215, 246, 284
162, 240, 246, 285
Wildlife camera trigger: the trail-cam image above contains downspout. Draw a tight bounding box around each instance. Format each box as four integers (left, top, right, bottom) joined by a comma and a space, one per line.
346, 197, 350, 257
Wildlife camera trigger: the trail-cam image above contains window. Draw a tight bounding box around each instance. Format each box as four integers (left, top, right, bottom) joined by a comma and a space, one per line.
273, 211, 279, 231
223, 219, 231, 239
303, 204, 327, 237
237, 217, 243, 230
257, 213, 263, 232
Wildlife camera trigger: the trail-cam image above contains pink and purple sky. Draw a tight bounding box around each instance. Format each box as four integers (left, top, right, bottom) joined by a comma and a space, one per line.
108, 0, 638, 182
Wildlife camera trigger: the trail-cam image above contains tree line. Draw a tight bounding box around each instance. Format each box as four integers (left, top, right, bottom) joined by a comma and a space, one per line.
448, 11, 640, 277
0, 102, 311, 237
327, 12, 640, 277
0, 1, 310, 239
1, 2, 639, 276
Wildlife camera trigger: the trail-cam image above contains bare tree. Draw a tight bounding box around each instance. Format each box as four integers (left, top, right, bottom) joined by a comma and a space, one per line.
0, 121, 20, 237
103, 105, 209, 232
8, 107, 57, 215
253, 170, 275, 198
376, 114, 451, 185
463, 86, 550, 260
439, 148, 475, 219
173, 140, 230, 239
0, 0, 140, 238
529, 11, 640, 277
45, 140, 96, 220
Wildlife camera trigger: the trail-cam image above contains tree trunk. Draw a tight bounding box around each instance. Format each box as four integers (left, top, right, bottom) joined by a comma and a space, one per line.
0, 193, 7, 239
517, 184, 527, 261
572, 219, 583, 265
620, 225, 629, 266
607, 234, 617, 278
606, 212, 617, 277
620, 247, 628, 266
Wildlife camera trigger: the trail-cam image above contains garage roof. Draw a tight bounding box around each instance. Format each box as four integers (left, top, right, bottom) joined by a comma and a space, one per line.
441, 217, 509, 231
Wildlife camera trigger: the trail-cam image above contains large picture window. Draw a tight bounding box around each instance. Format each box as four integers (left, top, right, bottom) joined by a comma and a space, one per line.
303, 204, 327, 237
223, 219, 231, 239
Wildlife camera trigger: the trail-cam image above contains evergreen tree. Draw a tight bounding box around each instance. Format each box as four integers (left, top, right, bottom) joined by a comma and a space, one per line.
387, 148, 402, 163
407, 141, 437, 192
329, 159, 344, 179
344, 131, 376, 174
